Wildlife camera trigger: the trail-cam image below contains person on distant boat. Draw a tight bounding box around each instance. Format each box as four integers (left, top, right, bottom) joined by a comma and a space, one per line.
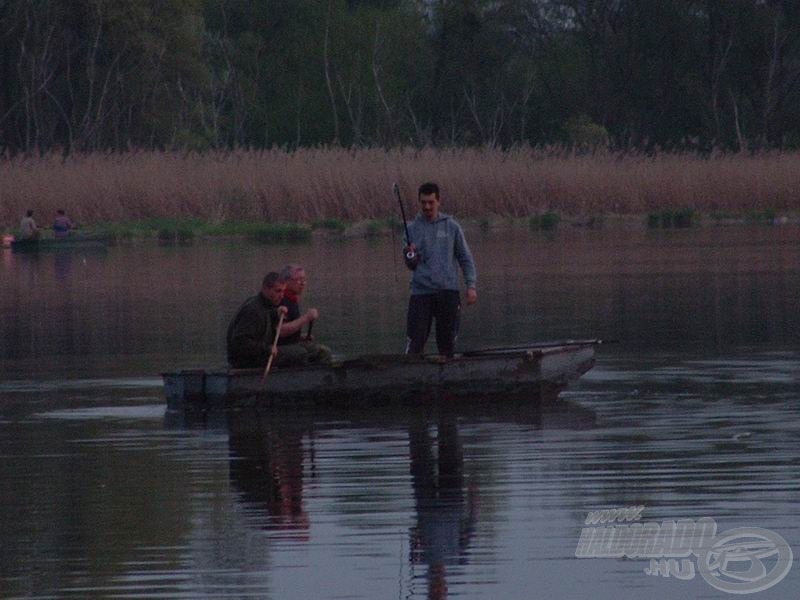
19, 209, 39, 240
403, 182, 477, 357
226, 272, 289, 369
52, 209, 73, 238
276, 264, 332, 365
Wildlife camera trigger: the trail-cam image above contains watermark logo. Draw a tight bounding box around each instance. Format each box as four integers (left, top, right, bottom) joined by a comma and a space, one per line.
575, 506, 793, 594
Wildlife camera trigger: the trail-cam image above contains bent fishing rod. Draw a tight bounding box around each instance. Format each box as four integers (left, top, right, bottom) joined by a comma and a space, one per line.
393, 182, 416, 261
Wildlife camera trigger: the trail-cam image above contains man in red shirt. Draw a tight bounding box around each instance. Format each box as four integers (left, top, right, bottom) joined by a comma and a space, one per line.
277, 264, 332, 365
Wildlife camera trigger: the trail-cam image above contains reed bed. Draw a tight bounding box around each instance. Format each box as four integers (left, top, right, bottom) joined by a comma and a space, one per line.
2, 147, 799, 232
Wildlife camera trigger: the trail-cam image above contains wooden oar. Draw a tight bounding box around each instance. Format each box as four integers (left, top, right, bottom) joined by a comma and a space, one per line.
306, 319, 314, 340
261, 312, 285, 387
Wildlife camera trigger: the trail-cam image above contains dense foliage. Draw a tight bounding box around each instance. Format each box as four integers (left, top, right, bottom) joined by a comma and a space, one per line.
2, 0, 799, 153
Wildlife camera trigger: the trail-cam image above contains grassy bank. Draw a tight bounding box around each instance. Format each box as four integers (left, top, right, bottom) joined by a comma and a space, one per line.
90, 218, 316, 244
2, 148, 799, 235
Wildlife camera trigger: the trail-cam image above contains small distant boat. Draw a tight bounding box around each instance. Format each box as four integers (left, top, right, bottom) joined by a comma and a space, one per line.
10, 236, 107, 253
162, 339, 605, 410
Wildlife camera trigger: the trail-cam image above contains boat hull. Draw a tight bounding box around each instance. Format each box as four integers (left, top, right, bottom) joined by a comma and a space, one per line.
10, 238, 107, 253
162, 341, 599, 410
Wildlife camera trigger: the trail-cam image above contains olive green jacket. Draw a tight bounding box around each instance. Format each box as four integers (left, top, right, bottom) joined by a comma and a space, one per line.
226, 293, 279, 368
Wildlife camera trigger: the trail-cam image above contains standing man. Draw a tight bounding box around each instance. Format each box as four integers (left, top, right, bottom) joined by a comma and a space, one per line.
19, 209, 39, 240
276, 264, 332, 365
227, 272, 288, 369
403, 182, 477, 357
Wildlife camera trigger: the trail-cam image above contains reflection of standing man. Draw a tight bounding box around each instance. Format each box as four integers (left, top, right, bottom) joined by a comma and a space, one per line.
408, 413, 478, 599
404, 182, 477, 357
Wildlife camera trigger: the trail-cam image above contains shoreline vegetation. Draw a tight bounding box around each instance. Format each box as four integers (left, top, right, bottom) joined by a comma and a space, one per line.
2, 148, 799, 243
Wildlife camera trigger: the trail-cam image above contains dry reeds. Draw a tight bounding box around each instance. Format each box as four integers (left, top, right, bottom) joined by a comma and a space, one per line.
2, 147, 799, 230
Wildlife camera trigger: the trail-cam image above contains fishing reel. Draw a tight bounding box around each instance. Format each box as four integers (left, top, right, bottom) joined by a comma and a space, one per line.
404, 246, 421, 270
394, 182, 421, 270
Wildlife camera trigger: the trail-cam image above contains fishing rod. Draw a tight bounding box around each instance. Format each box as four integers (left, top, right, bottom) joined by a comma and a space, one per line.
393, 182, 416, 261
460, 339, 619, 357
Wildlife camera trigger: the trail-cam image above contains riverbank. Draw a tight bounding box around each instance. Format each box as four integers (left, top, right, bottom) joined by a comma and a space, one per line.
2, 148, 800, 238
3, 210, 796, 249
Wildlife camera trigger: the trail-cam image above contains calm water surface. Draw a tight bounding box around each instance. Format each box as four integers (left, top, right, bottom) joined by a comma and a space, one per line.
1, 226, 798, 599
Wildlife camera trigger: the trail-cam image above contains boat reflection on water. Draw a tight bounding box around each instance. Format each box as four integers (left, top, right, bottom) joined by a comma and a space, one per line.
166, 392, 596, 596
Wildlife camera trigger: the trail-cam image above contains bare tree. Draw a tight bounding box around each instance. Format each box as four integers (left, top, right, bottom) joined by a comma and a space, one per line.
371, 20, 395, 146
323, 0, 340, 144
705, 0, 735, 144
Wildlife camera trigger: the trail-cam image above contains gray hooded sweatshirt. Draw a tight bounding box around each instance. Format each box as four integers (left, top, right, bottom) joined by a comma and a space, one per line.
406, 212, 477, 295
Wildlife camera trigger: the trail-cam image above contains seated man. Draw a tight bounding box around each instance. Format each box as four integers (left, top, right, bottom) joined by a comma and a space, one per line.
19, 209, 39, 240
226, 272, 289, 369
277, 264, 332, 365
52, 209, 73, 238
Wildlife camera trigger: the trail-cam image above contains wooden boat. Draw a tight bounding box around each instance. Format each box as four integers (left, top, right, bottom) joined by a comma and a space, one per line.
10, 236, 107, 253
162, 339, 604, 410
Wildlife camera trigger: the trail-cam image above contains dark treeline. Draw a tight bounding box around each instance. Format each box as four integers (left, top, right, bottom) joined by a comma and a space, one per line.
2, 0, 800, 155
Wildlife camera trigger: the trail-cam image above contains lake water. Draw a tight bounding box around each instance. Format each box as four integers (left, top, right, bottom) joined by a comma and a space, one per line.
1, 225, 798, 599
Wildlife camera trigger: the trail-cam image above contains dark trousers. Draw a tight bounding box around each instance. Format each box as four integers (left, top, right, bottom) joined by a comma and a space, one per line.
406, 290, 461, 356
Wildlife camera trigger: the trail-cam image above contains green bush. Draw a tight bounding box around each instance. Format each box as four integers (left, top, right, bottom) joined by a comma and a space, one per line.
249, 223, 311, 243
312, 218, 347, 232
564, 114, 610, 150
529, 212, 561, 231
745, 209, 776, 223
365, 219, 388, 238
647, 208, 695, 228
